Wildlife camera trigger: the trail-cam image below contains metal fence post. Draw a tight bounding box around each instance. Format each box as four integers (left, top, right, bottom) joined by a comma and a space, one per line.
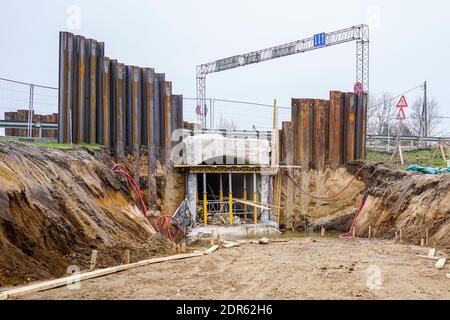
27, 84, 35, 138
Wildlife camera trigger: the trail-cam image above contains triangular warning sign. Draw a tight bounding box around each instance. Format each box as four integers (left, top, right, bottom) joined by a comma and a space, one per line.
396, 108, 406, 120
396, 95, 408, 108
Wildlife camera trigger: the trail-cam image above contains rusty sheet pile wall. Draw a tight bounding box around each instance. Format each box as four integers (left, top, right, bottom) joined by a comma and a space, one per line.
282, 91, 367, 171
4, 110, 58, 139
58, 32, 184, 159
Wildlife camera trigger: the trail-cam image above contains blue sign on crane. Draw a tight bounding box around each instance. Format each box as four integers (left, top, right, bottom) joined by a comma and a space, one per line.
314, 33, 326, 47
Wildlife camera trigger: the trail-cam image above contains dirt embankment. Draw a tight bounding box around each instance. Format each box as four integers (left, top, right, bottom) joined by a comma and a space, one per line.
0, 142, 176, 287
280, 167, 366, 231
351, 162, 450, 247
286, 161, 450, 248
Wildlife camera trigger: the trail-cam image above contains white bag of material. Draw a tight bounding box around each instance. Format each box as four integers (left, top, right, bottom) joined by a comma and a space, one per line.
181, 134, 270, 166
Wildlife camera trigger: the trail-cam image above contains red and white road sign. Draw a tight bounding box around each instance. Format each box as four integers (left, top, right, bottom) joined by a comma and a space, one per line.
396, 108, 406, 120
396, 95, 408, 108
396, 95, 408, 120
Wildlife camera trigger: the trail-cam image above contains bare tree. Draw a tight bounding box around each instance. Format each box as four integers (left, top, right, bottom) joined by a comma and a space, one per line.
368, 93, 397, 135
407, 97, 441, 136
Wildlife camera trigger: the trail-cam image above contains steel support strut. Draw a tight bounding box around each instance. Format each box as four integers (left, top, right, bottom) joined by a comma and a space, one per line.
196, 24, 370, 129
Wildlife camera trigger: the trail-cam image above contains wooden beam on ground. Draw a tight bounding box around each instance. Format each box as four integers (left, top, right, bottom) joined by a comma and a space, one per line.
204, 245, 219, 255
417, 254, 441, 261
230, 197, 282, 210
0, 251, 210, 300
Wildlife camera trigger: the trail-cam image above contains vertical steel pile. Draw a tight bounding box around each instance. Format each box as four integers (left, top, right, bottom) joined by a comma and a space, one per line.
288, 91, 367, 171
58, 32, 184, 161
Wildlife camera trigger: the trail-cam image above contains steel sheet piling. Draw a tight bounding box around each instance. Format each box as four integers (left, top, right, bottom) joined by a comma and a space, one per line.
88, 40, 98, 144
344, 93, 356, 162
141, 68, 155, 146
58, 32, 74, 144
163, 81, 173, 159
329, 91, 344, 169
117, 63, 126, 159
299, 99, 314, 171
99, 57, 110, 147
131, 66, 141, 147
76, 36, 86, 144
58, 32, 184, 161
313, 99, 328, 172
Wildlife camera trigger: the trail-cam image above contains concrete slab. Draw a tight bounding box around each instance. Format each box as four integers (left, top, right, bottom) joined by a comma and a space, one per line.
188, 223, 280, 240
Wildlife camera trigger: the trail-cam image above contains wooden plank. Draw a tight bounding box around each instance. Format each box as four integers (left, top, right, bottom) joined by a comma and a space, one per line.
0, 252, 204, 299
223, 242, 240, 249
417, 254, 441, 261
230, 197, 281, 210
204, 245, 219, 255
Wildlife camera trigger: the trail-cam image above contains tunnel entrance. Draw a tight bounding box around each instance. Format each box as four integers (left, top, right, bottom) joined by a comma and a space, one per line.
196, 173, 261, 223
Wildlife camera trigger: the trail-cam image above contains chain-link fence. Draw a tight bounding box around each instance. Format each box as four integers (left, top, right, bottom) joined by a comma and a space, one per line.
183, 98, 291, 130
0, 78, 58, 139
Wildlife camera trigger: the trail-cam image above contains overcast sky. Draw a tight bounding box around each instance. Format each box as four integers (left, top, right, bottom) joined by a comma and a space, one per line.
0, 0, 449, 133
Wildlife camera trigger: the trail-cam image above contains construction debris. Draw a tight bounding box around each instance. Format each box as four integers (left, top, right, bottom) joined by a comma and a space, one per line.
435, 258, 447, 269
428, 248, 436, 257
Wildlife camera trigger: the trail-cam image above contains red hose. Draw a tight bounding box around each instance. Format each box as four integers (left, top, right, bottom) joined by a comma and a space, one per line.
280, 165, 368, 201
113, 164, 147, 218
155, 216, 182, 242
113, 164, 184, 243
339, 192, 368, 240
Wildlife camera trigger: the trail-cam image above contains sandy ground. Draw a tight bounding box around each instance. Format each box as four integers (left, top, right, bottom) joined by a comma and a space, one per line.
18, 238, 450, 300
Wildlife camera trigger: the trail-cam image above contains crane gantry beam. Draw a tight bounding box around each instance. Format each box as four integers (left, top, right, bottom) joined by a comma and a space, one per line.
196, 24, 369, 129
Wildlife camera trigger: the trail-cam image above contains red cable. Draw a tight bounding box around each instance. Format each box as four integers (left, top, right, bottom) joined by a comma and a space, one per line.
339, 193, 368, 239
113, 164, 147, 218
280, 166, 368, 201
113, 164, 184, 243
155, 216, 182, 242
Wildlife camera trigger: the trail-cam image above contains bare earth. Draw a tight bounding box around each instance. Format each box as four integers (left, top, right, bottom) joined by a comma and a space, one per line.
19, 238, 450, 300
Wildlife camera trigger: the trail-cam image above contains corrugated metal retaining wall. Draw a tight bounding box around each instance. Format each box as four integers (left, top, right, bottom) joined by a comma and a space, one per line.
58, 32, 184, 160
282, 91, 367, 171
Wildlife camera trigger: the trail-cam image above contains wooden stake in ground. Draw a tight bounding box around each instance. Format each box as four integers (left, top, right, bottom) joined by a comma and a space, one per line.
390, 139, 404, 165
123, 250, 130, 265
432, 140, 448, 163
320, 226, 325, 237
399, 229, 403, 243
426, 229, 429, 246
368, 226, 372, 239
90, 250, 98, 271
420, 237, 425, 247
